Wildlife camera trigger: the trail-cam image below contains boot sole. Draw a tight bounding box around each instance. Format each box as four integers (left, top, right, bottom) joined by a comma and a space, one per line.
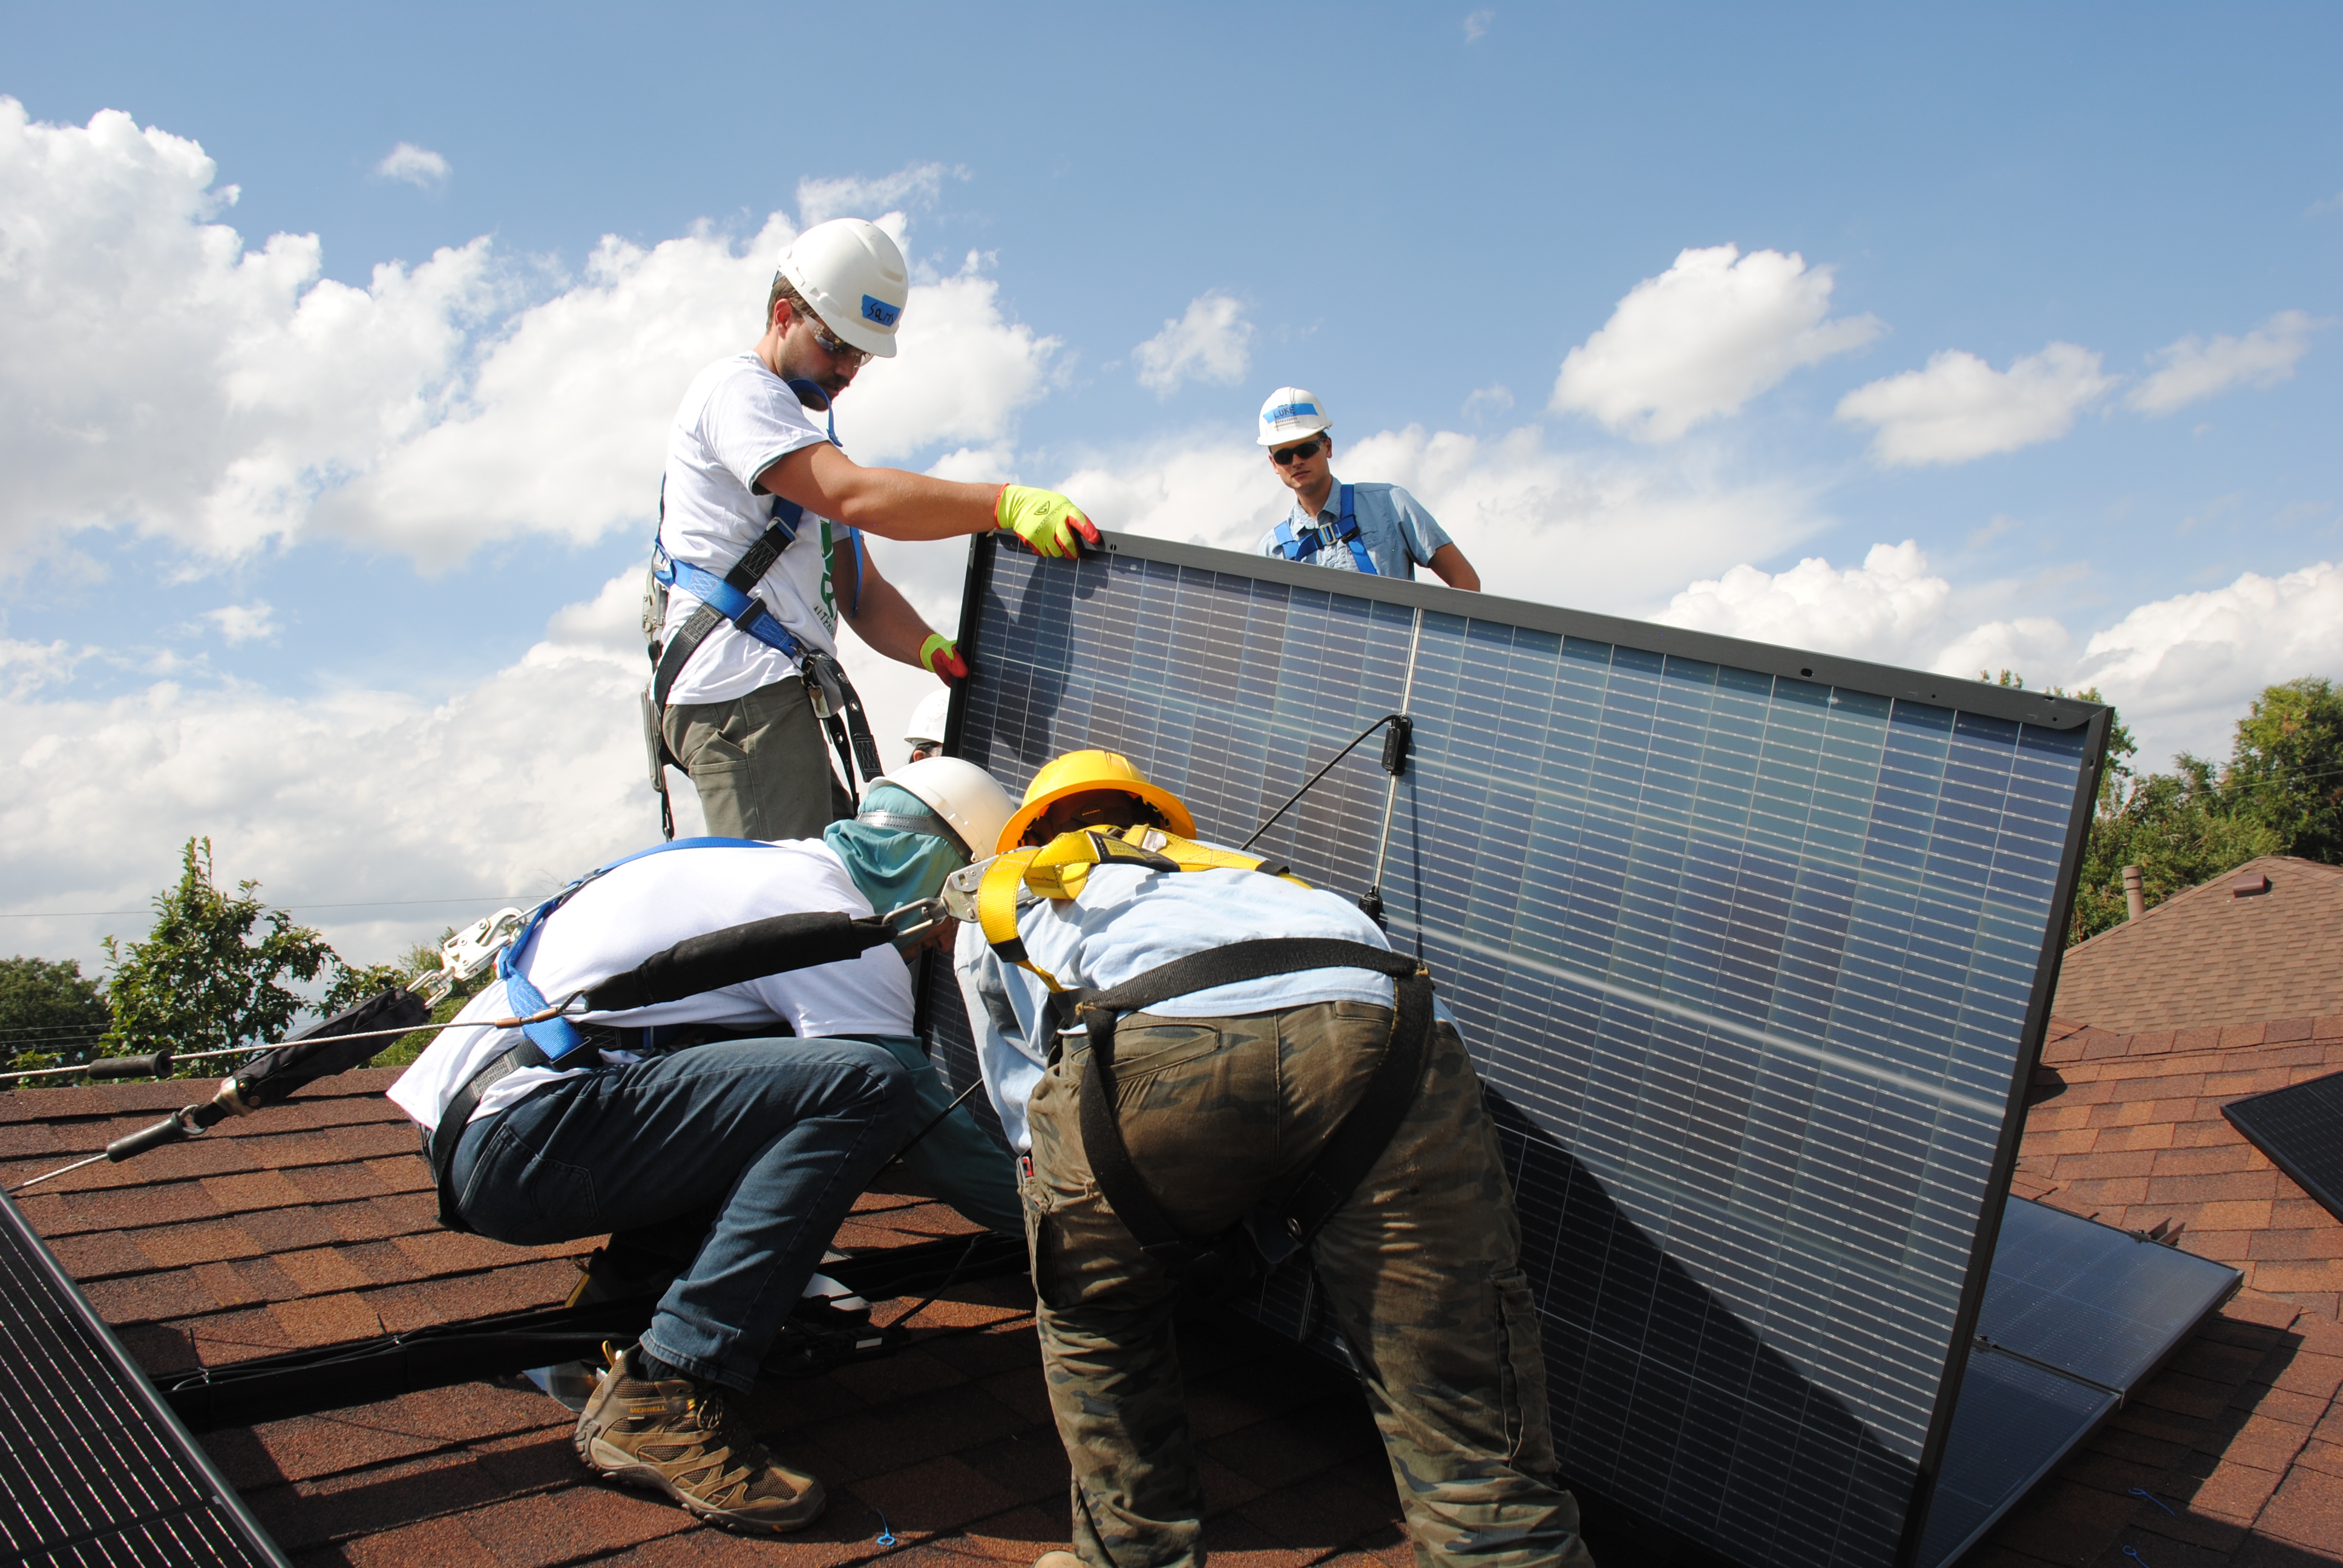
580, 1434, 825, 1536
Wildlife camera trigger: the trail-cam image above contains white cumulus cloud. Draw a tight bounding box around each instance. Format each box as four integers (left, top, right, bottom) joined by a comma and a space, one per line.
0, 103, 1055, 572
1648, 542, 2343, 767
1052, 423, 1823, 612
203, 603, 277, 644
1132, 292, 1253, 396
1464, 10, 1495, 42
2071, 561, 2343, 761
1654, 541, 2076, 688
796, 163, 955, 227
1550, 244, 1883, 442
1835, 342, 2116, 467
2125, 310, 2321, 416
373, 142, 450, 188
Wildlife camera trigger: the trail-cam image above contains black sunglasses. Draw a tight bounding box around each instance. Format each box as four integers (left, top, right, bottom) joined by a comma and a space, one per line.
1270, 439, 1325, 466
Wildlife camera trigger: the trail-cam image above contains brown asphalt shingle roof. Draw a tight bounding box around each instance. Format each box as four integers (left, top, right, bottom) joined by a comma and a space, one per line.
11, 1019, 2343, 1566
0, 1070, 1455, 1568
2052, 857, 2343, 1034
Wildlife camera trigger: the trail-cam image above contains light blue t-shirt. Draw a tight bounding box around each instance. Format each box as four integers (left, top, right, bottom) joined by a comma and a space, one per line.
951, 861, 1407, 1152
1254, 478, 1453, 580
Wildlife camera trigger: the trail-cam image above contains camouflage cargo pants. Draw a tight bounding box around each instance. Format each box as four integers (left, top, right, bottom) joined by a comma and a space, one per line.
1023, 1000, 1594, 1568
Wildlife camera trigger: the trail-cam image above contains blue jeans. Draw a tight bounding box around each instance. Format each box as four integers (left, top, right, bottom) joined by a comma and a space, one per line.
862, 1035, 1023, 1236
451, 1036, 916, 1391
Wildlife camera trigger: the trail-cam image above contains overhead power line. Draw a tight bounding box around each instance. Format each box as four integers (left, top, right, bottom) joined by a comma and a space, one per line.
1, 894, 537, 919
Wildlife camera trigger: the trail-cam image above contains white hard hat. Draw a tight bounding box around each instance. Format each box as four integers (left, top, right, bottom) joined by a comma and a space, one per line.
1257, 387, 1332, 447
905, 688, 954, 750
865, 757, 1015, 861
781, 218, 909, 359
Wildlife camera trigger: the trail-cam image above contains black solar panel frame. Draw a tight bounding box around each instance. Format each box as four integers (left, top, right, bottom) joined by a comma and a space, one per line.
0, 1190, 289, 1568
2222, 1068, 2343, 1225
937, 530, 2109, 1568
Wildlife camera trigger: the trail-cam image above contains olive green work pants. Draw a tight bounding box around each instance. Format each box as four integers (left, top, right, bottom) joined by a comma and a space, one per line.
661, 675, 854, 842
1022, 1002, 1594, 1568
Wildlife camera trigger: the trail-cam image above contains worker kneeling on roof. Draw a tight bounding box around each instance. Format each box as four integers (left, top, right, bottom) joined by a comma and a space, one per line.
387, 757, 1022, 1537
953, 751, 1593, 1568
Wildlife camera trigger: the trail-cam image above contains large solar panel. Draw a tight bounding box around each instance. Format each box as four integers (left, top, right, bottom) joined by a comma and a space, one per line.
2223, 1068, 2343, 1224
926, 531, 2107, 1568
0, 1191, 289, 1567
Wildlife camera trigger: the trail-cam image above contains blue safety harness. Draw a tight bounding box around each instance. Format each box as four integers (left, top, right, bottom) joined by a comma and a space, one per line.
642, 377, 883, 837
1268, 483, 1377, 575
497, 836, 768, 1064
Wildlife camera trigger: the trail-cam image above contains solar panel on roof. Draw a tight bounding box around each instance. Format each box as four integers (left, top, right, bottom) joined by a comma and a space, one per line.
926, 531, 2110, 1568
0, 1191, 289, 1567
1917, 1195, 2238, 1565
2222, 1068, 2343, 1224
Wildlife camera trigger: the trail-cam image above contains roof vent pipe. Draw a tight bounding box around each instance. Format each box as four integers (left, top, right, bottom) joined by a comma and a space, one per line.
2122, 864, 2145, 923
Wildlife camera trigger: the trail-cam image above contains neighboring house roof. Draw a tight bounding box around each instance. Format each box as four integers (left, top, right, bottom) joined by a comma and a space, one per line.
2053, 856, 2343, 1034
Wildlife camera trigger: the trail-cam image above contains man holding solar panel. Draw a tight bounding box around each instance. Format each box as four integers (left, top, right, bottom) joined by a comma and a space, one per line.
952, 750, 1593, 1568
1253, 387, 1483, 590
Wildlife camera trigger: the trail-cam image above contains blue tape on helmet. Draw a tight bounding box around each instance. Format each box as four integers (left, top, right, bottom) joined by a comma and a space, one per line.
1266, 402, 1319, 422
861, 295, 902, 327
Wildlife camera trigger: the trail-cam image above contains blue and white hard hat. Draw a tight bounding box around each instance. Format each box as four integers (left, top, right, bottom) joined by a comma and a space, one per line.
1257, 386, 1333, 448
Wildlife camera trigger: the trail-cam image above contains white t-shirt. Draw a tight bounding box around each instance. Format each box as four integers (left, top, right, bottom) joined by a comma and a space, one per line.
387, 840, 914, 1135
656, 353, 847, 706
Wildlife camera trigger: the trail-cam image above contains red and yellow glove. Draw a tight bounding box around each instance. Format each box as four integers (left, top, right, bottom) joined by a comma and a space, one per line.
920, 633, 969, 685
995, 484, 1099, 558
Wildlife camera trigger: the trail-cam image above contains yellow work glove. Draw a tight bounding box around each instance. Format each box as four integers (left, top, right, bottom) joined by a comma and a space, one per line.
995, 485, 1100, 559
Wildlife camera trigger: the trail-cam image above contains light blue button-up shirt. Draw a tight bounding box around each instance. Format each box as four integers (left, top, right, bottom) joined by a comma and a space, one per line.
1254, 477, 1453, 580
951, 861, 1414, 1152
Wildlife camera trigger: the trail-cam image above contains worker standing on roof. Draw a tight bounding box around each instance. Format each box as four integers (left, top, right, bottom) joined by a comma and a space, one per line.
644, 217, 1098, 840
954, 751, 1592, 1568
1253, 387, 1480, 589
905, 686, 954, 763
387, 757, 1023, 1537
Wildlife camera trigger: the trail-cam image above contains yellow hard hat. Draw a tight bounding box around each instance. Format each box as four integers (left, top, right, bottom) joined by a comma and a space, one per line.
997, 750, 1196, 853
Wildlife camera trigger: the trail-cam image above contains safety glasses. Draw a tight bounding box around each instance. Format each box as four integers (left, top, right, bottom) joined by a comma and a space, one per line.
805, 318, 871, 368
1270, 439, 1325, 466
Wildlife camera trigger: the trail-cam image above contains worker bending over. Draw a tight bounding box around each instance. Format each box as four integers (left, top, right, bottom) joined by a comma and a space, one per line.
646, 215, 1099, 840
954, 751, 1590, 1568
388, 757, 1021, 1536
1253, 387, 1480, 589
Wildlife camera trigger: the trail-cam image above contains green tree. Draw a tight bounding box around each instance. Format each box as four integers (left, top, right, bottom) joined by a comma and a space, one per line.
102, 838, 342, 1063
1, 956, 113, 1080
2050, 673, 2341, 946
2206, 676, 2343, 862
370, 933, 487, 1070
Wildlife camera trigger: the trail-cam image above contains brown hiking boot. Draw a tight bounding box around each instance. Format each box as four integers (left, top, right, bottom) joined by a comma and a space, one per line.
573, 1342, 825, 1535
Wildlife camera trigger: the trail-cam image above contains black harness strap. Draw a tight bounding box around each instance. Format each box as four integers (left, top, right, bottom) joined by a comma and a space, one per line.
1070, 938, 1436, 1272
427, 1041, 548, 1234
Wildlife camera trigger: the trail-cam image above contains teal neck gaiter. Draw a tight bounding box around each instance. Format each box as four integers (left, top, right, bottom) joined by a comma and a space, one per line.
823, 783, 967, 912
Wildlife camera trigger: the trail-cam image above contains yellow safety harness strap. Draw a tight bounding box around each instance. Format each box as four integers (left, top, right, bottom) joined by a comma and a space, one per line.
975, 825, 1315, 990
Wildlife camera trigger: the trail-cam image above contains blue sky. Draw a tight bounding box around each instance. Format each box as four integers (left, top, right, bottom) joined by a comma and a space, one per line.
3, 2, 2338, 969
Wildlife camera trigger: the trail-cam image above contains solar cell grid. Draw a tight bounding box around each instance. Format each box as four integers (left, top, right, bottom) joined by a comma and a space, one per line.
1, 1193, 286, 1567
928, 534, 2104, 1568
2221, 1069, 2343, 1224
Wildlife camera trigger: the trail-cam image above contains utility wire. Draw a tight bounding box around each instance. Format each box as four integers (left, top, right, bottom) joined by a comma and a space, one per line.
2, 894, 537, 919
